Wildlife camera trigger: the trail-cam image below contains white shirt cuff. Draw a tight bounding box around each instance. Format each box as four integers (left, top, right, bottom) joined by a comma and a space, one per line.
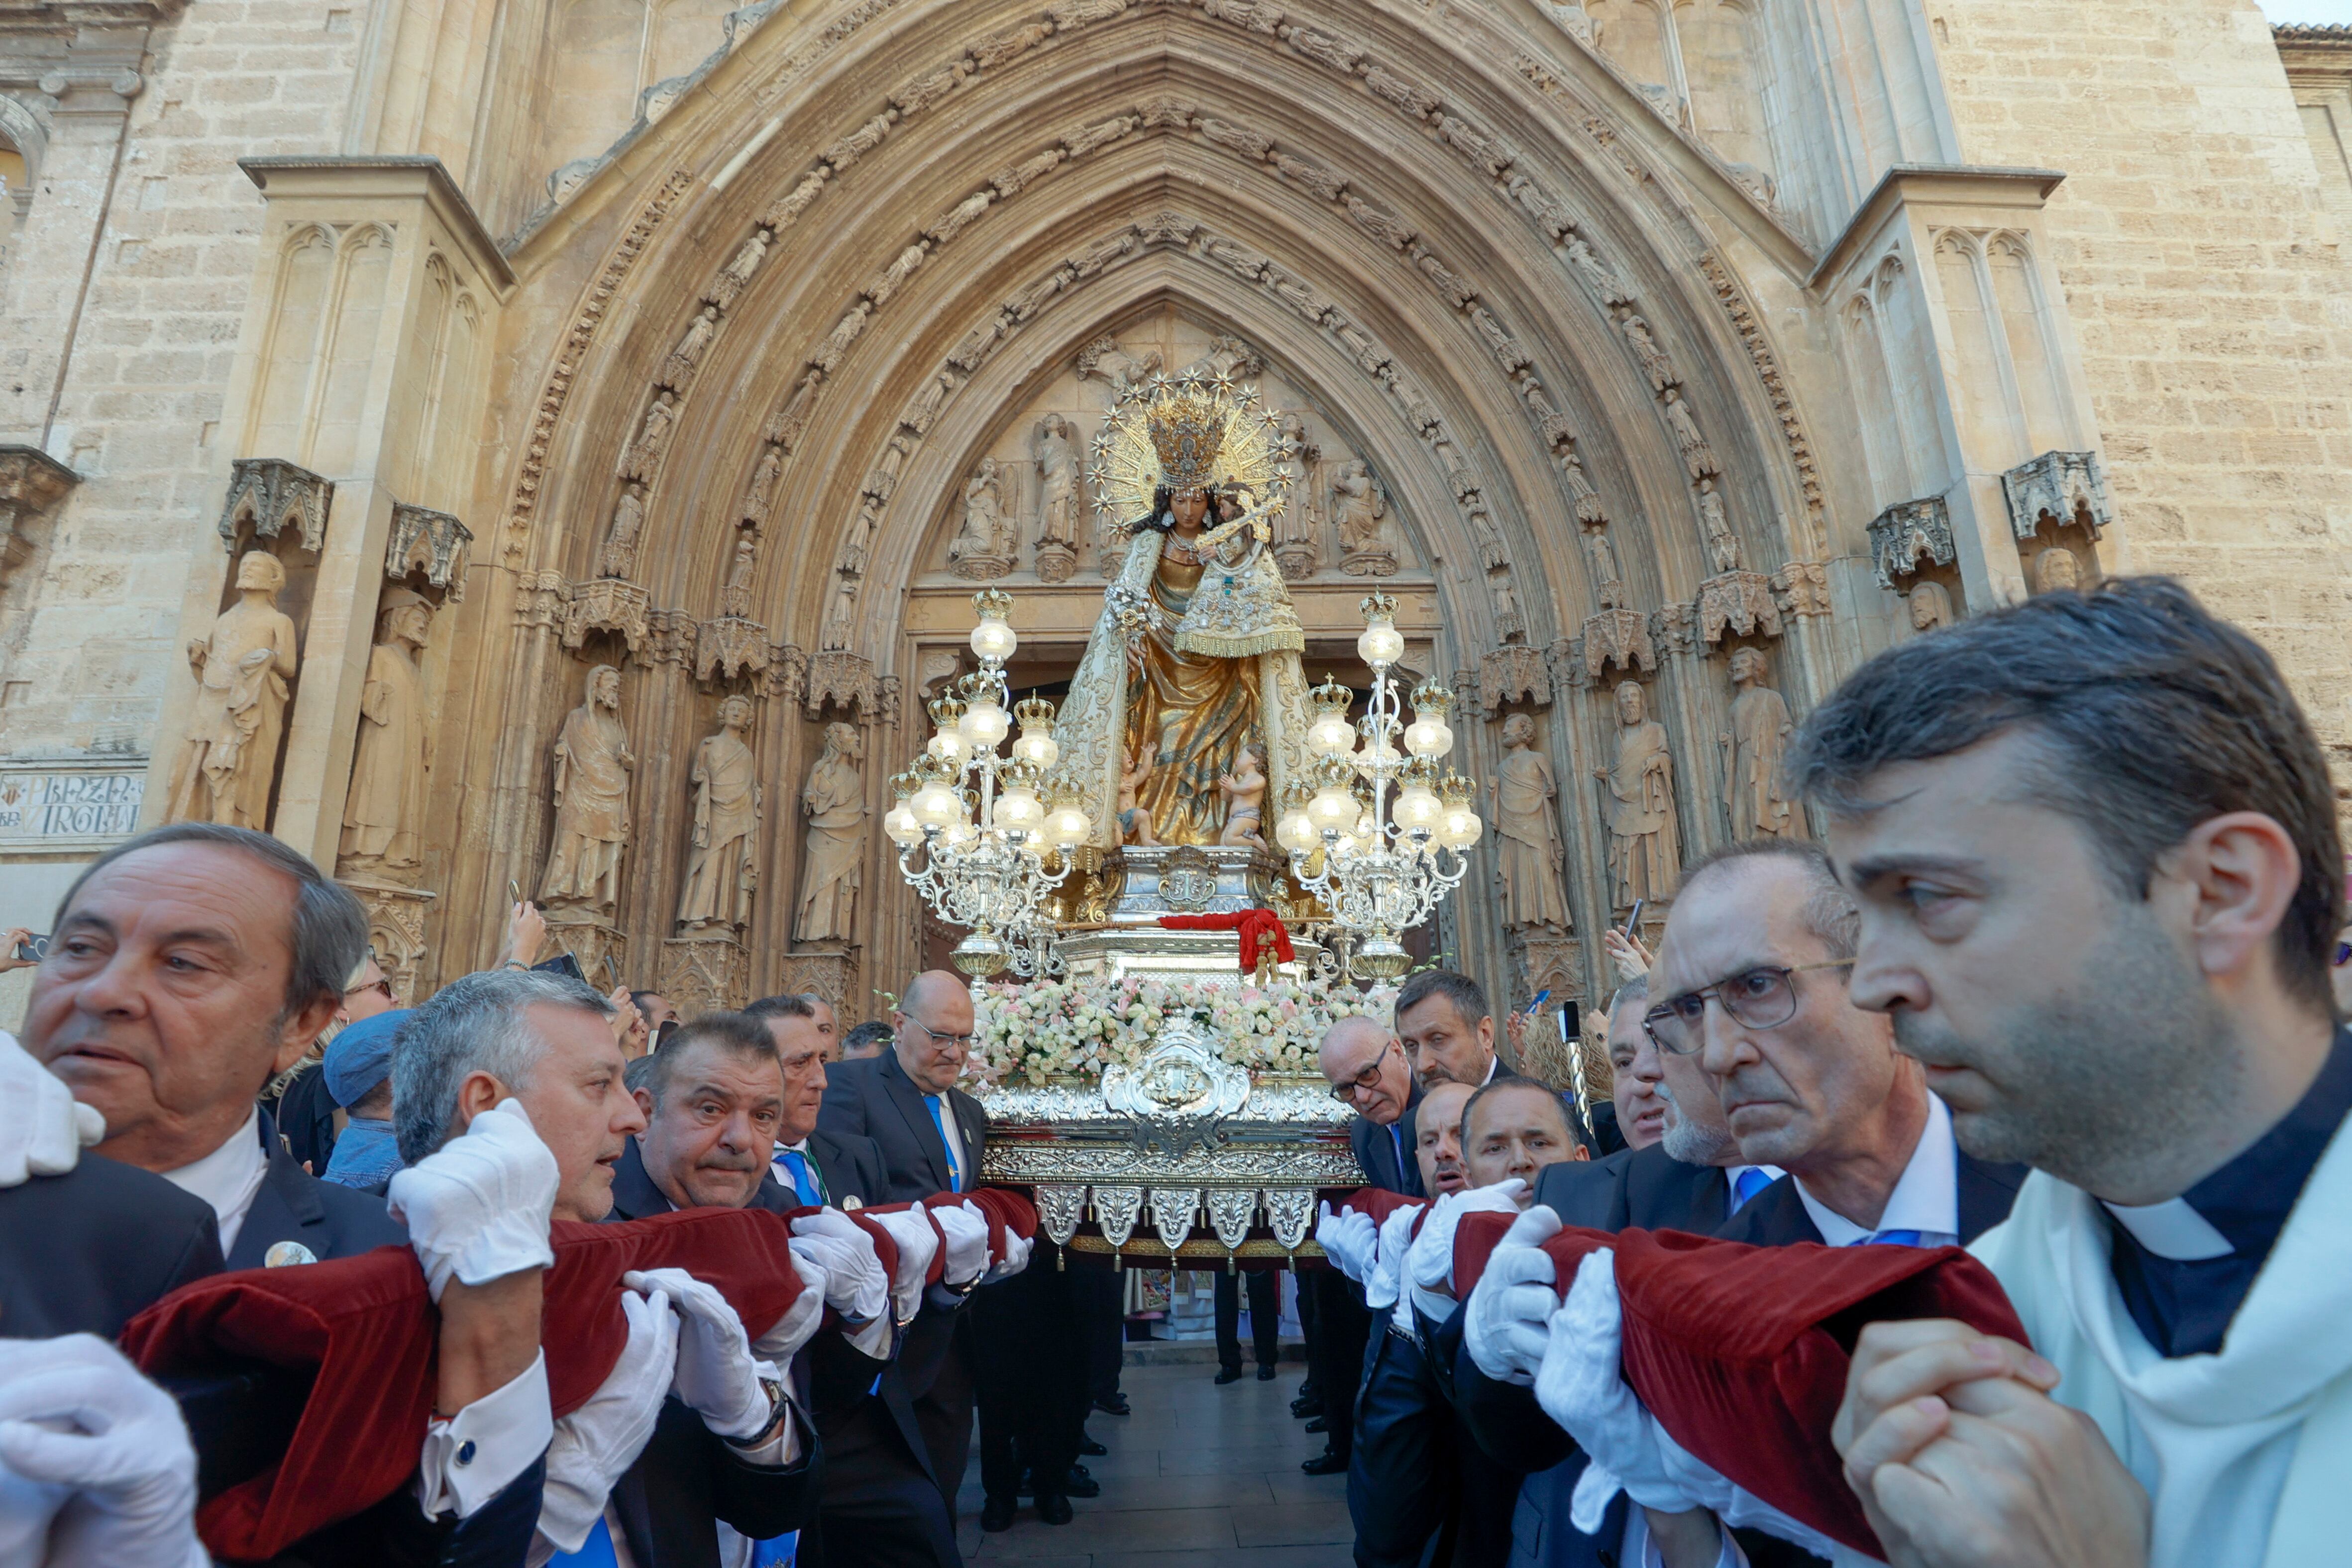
844, 1313, 894, 1359
415, 1350, 553, 1520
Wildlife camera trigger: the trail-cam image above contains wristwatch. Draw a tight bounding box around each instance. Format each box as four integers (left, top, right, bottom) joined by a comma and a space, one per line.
724, 1376, 789, 1449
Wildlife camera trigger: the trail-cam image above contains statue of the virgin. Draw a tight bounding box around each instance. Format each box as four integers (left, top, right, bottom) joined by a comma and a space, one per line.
1051, 374, 1313, 846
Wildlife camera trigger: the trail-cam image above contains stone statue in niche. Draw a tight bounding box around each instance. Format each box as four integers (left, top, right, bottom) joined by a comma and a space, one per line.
165, 549, 300, 831
620, 389, 678, 481
947, 458, 1017, 579
601, 484, 646, 579
1032, 414, 1081, 582
1720, 647, 1801, 841
677, 694, 762, 931
1332, 460, 1395, 576
1595, 679, 1680, 908
721, 530, 758, 618
1491, 712, 1572, 932
1908, 580, 1954, 632
1661, 387, 1719, 479
1271, 412, 1318, 579
2033, 548, 2081, 594
741, 445, 782, 526
539, 663, 634, 916
1582, 521, 1626, 610
658, 305, 720, 390
821, 575, 859, 651
794, 721, 866, 944
708, 226, 770, 311
1696, 478, 1739, 572
338, 587, 434, 879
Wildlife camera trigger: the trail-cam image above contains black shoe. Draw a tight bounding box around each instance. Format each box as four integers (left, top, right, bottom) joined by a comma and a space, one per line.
1257, 1364, 1278, 1381
1214, 1366, 1244, 1385
1062, 1467, 1101, 1498
1094, 1393, 1131, 1416
1301, 1448, 1349, 1475
1079, 1434, 1107, 1457
1297, 1378, 1318, 1399
1291, 1395, 1324, 1419
1035, 1493, 1075, 1526
1304, 1415, 1329, 1434
980, 1496, 1018, 1532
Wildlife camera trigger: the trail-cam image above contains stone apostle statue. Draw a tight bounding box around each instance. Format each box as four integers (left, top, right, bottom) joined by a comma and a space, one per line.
677, 694, 761, 930
165, 549, 300, 831
539, 664, 634, 915
794, 721, 865, 943
1720, 647, 1801, 840
1490, 712, 1572, 931
1595, 680, 1680, 908
338, 588, 434, 877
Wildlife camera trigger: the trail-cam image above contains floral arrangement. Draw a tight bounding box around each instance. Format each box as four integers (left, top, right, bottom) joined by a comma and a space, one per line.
971, 973, 1394, 1086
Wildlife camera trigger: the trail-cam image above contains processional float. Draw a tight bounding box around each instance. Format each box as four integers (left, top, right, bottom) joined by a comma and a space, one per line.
885, 371, 1484, 1268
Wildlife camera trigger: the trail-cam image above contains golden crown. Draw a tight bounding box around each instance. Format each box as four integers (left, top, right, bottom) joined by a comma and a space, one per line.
1150, 385, 1229, 490
1088, 368, 1289, 531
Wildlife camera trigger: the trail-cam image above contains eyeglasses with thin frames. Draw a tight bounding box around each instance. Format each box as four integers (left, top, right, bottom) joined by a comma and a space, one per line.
904, 1016, 978, 1052
1640, 960, 1856, 1056
1328, 1038, 1401, 1102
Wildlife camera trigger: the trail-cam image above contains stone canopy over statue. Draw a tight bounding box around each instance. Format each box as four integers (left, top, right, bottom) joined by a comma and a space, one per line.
1050, 374, 1313, 847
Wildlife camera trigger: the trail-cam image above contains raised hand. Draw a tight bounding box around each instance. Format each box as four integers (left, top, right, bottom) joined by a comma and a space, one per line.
386, 1096, 558, 1301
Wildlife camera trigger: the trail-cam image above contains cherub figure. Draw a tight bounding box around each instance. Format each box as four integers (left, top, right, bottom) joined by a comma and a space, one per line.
1118, 746, 1160, 846
1217, 742, 1270, 847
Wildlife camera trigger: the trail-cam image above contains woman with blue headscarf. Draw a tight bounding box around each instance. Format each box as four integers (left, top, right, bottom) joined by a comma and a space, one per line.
320, 1008, 410, 1189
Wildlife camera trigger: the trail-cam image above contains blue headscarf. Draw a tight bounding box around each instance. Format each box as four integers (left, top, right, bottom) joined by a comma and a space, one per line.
323, 1008, 410, 1110
323, 1118, 402, 1189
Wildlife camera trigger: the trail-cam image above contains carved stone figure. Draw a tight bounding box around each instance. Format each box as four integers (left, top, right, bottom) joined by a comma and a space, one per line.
1721, 647, 1801, 840
1595, 680, 1680, 908
539, 664, 634, 915
621, 390, 678, 481
1909, 580, 1954, 632
721, 530, 758, 618
1697, 477, 1739, 572
1033, 414, 1081, 581
795, 721, 865, 943
1076, 336, 1163, 391
338, 588, 434, 877
707, 227, 770, 311
1271, 412, 1318, 579
1185, 335, 1264, 382
1332, 460, 1394, 576
1491, 712, 1572, 932
1563, 236, 1628, 304
658, 305, 719, 390
1620, 314, 1674, 391
1582, 522, 1625, 610
1493, 575, 1524, 639
948, 458, 1017, 579
1662, 387, 1719, 479
601, 484, 646, 579
2033, 548, 2081, 594
677, 695, 761, 931
821, 574, 859, 651
740, 445, 782, 526
164, 550, 299, 831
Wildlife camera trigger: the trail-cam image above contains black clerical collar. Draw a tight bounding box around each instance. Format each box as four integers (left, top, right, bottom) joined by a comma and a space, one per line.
2106, 1024, 2352, 1357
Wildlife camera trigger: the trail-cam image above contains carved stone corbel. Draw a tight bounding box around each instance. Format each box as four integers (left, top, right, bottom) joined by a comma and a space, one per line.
1867, 497, 1955, 589
561, 577, 651, 654
1772, 560, 1833, 619
643, 608, 695, 668
1581, 608, 1656, 678
696, 617, 773, 684
339, 877, 435, 1006
770, 643, 810, 706
1695, 571, 1784, 644
2001, 451, 2112, 541
386, 503, 472, 600
804, 649, 876, 719
0, 446, 79, 584
1479, 644, 1550, 715
218, 457, 333, 554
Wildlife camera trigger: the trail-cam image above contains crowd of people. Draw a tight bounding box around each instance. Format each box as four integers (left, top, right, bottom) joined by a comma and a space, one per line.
0, 575, 2347, 1568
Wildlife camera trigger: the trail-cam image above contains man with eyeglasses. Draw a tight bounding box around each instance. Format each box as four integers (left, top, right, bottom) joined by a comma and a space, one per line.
819, 970, 995, 1526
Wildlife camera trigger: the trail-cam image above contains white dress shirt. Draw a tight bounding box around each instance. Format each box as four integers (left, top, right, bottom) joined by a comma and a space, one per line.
1793, 1092, 1960, 1248
159, 1105, 269, 1256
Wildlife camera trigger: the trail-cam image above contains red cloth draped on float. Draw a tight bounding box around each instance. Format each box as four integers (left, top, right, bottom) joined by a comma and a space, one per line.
1156, 909, 1295, 974
1330, 1186, 1426, 1230
119, 1189, 1036, 1561
1448, 1211, 2026, 1556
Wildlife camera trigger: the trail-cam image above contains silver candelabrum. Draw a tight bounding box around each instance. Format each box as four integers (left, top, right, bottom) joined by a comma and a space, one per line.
1273, 592, 1483, 980
884, 589, 1093, 978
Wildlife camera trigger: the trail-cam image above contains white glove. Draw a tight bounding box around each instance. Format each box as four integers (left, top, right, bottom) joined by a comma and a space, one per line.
0, 1335, 207, 1568
622, 1269, 776, 1442
788, 1212, 887, 1322
0, 1030, 105, 1188
1532, 1249, 1699, 1529
981, 1227, 1033, 1284
751, 1258, 827, 1365
1406, 1180, 1526, 1322
536, 1282, 680, 1554
934, 1202, 989, 1287
1314, 1201, 1378, 1283
1364, 1202, 1421, 1312
388, 1097, 558, 1301
865, 1209, 941, 1324
1464, 1205, 1563, 1385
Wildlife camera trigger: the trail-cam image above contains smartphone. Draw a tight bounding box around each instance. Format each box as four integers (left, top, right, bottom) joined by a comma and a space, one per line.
509, 879, 523, 905
602, 953, 622, 987
532, 951, 586, 982
1622, 899, 1644, 937
12, 933, 47, 963
1519, 987, 1551, 1016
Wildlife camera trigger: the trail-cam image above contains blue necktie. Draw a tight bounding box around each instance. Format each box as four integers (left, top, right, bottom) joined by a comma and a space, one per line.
1730, 1167, 1773, 1213
780, 1149, 823, 1206
925, 1095, 963, 1192
1861, 1229, 1924, 1247
751, 1529, 798, 1567
552, 1518, 620, 1567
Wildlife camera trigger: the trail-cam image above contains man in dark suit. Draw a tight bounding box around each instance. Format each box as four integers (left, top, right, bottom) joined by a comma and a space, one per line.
9, 824, 551, 1567
603, 1012, 824, 1568
818, 970, 988, 1514
1310, 1014, 1421, 1479
754, 991, 958, 1568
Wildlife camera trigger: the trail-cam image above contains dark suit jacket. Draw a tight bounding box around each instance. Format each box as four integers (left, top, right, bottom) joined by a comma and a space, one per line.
1711, 1148, 2027, 1250
817, 1049, 985, 1201
1350, 1078, 1426, 1196
758, 1128, 886, 1212
227, 1109, 407, 1270
604, 1138, 823, 1567
0, 1153, 222, 1340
